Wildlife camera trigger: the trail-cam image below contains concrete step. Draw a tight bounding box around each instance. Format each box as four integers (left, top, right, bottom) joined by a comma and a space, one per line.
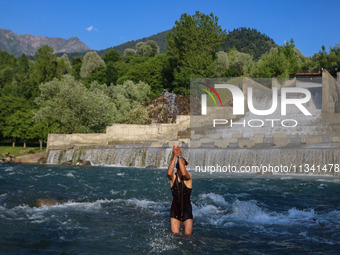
335, 101, 340, 113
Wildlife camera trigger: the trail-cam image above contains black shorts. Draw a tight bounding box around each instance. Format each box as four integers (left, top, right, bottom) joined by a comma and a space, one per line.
170, 202, 193, 222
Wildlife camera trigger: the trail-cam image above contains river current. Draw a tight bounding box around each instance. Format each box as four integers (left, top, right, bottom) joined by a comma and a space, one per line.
0, 164, 340, 254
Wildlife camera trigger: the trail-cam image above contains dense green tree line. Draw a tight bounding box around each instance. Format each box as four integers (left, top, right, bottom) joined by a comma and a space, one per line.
0, 11, 339, 147
222, 27, 277, 60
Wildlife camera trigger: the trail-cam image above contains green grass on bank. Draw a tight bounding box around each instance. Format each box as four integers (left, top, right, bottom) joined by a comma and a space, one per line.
0, 146, 45, 158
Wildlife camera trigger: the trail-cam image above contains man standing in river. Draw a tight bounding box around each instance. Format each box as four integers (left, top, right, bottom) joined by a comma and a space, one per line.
167, 145, 193, 235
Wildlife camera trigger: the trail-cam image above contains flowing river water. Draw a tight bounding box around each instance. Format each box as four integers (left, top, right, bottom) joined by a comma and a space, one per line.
0, 164, 340, 254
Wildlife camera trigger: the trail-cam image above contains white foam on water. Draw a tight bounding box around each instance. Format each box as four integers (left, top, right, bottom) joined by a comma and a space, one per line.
197, 192, 229, 207
4, 166, 14, 172
230, 192, 249, 198
286, 207, 315, 220
110, 190, 119, 195
66, 172, 75, 178
299, 232, 321, 243
194, 204, 221, 217
149, 236, 177, 253
192, 193, 340, 228
122, 198, 169, 214
298, 231, 340, 245
124, 198, 157, 208
36, 173, 52, 178
228, 199, 272, 222
0, 199, 115, 222
316, 178, 340, 183
1, 197, 170, 216
52, 199, 107, 210
318, 183, 327, 189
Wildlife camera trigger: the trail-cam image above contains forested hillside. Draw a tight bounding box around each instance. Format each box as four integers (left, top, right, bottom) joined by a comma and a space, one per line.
62, 27, 278, 59
99, 30, 170, 56
222, 27, 277, 60
99, 27, 276, 59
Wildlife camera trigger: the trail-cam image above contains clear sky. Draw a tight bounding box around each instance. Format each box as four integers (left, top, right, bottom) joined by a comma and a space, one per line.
1, 0, 339, 56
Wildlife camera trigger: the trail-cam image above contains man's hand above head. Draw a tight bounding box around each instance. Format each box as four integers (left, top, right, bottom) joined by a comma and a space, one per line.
176, 146, 182, 156
173, 145, 181, 157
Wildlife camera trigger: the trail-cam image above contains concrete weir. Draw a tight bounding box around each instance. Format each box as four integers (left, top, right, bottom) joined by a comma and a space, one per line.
46, 73, 340, 175
47, 146, 340, 176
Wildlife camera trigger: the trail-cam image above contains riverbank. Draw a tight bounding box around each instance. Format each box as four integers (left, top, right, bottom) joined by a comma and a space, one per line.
0, 146, 46, 164
10, 151, 46, 164
0, 146, 43, 157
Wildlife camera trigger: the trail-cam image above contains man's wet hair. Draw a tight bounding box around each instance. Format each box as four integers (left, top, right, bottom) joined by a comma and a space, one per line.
176, 158, 188, 170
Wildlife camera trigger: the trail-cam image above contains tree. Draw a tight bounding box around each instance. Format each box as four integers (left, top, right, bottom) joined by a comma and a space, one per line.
254, 40, 301, 78
215, 51, 229, 77
80, 51, 106, 79
0, 51, 17, 90
105, 80, 150, 124
103, 49, 122, 63
0, 50, 17, 68
2, 109, 35, 147
0, 66, 14, 90
167, 11, 227, 94
136, 40, 160, 57
71, 56, 82, 80
31, 45, 58, 84
123, 54, 173, 98
105, 62, 119, 85
221, 27, 277, 60
280, 40, 300, 76
83, 61, 119, 87
145, 40, 160, 57
225, 48, 253, 77
114, 56, 149, 85
307, 45, 340, 73
13, 54, 35, 99
56, 54, 72, 78
254, 48, 287, 78
124, 48, 136, 57
31, 119, 58, 150
35, 75, 116, 133
0, 95, 31, 138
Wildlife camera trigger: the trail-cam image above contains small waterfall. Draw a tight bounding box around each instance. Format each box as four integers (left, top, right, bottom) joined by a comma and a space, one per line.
46, 147, 340, 176
47, 147, 176, 168
188, 147, 340, 176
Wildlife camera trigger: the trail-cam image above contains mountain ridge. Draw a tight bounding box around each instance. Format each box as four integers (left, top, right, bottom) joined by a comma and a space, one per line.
0, 28, 91, 57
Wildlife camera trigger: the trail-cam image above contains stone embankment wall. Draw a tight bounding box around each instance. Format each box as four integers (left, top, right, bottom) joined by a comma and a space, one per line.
322, 70, 340, 113
47, 115, 190, 150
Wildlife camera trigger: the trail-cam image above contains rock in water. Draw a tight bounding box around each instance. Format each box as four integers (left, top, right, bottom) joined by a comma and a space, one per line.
4, 157, 12, 163
35, 198, 59, 207
75, 160, 91, 166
